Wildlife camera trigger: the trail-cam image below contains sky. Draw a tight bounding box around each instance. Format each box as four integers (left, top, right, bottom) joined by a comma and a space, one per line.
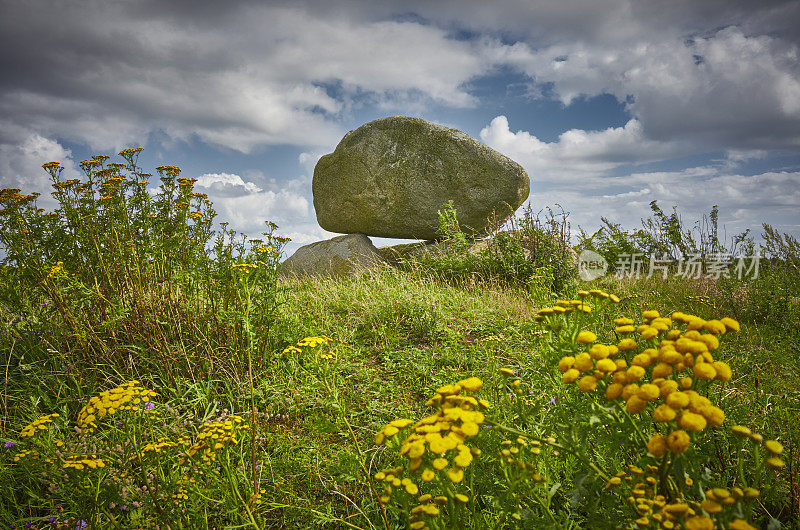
1, 0, 799, 257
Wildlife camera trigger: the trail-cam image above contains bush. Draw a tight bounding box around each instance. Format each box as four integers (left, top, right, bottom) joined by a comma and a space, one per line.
409, 202, 577, 293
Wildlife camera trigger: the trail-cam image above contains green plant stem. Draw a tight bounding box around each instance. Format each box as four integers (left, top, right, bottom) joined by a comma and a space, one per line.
487, 421, 610, 481
341, 414, 389, 530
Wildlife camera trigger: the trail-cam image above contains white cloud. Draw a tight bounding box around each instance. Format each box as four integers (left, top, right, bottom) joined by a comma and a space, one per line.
529, 168, 800, 244
496, 26, 800, 149
0, 2, 493, 154
0, 133, 81, 209
480, 115, 681, 181
196, 173, 262, 197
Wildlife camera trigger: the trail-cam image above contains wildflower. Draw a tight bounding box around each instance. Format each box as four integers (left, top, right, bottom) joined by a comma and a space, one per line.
699, 405, 724, 426
679, 412, 707, 432
626, 395, 647, 414
692, 363, 716, 380
596, 359, 616, 372
4, 441, 15, 448
666, 391, 690, 410
576, 331, 597, 343
20, 413, 60, 438
605, 383, 623, 400
589, 344, 610, 359
765, 440, 783, 455
684, 516, 713, 530
703, 320, 727, 335
458, 377, 482, 392
647, 434, 667, 458
578, 376, 597, 392
711, 361, 732, 381
651, 363, 673, 379
625, 366, 645, 382
720, 317, 740, 332
562, 369, 580, 384
641, 327, 659, 340
558, 356, 575, 372
618, 338, 637, 351
637, 384, 660, 401
700, 500, 722, 514
767, 457, 785, 469
499, 368, 515, 376
666, 430, 690, 453
447, 467, 464, 483
574, 353, 593, 372
653, 405, 676, 422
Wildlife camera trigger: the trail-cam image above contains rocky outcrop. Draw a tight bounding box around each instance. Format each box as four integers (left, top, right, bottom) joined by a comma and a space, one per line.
280, 233, 384, 278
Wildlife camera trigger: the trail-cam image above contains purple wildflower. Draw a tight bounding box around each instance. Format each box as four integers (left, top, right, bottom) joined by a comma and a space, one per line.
4, 440, 15, 448
144, 402, 155, 410
48, 517, 57, 523
75, 520, 88, 530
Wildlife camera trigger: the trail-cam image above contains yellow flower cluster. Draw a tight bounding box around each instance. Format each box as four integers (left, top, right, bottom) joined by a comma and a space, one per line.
178, 415, 248, 466
731, 425, 785, 468
283, 336, 335, 359
374, 378, 487, 529
249, 488, 267, 509
132, 437, 180, 460
20, 413, 59, 438
47, 261, 64, 278
537, 299, 594, 317
499, 436, 547, 482
177, 177, 198, 187
297, 336, 331, 348
605, 463, 759, 528
118, 147, 143, 158
77, 381, 156, 433
62, 453, 106, 470
156, 165, 181, 177
557, 308, 739, 455
13, 449, 40, 461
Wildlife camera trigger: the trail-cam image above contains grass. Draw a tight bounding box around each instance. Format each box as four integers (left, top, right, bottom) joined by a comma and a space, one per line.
0, 152, 798, 529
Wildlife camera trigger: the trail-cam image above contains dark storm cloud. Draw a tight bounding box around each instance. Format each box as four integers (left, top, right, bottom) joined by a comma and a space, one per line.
0, 0, 798, 243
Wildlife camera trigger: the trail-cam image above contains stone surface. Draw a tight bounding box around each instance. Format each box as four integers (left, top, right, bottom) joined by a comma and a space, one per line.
313, 116, 530, 240
280, 233, 384, 278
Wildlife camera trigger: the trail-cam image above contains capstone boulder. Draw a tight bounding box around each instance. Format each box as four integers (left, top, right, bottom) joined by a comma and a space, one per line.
313, 116, 530, 240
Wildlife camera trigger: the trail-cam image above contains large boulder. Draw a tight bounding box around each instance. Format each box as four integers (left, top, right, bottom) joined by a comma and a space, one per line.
313, 116, 530, 240
280, 233, 384, 278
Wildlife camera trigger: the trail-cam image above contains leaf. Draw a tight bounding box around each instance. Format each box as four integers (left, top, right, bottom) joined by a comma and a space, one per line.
548, 482, 561, 503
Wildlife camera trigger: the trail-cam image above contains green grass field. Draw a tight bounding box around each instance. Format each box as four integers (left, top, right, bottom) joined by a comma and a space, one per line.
1, 155, 798, 529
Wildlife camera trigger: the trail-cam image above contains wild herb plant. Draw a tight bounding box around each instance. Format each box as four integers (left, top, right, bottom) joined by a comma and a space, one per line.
373, 290, 783, 529
0, 152, 795, 528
